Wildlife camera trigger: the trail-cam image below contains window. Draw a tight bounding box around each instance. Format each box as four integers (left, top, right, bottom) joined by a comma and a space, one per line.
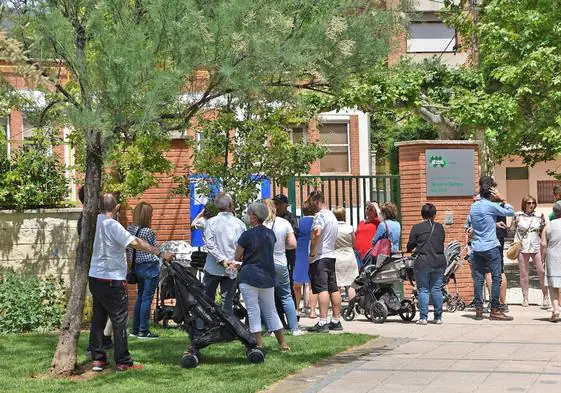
0, 116, 7, 138
407, 22, 456, 53
195, 131, 205, 151
289, 126, 306, 144
319, 122, 349, 173
537, 180, 561, 204
506, 167, 529, 180
0, 116, 7, 157
22, 112, 36, 141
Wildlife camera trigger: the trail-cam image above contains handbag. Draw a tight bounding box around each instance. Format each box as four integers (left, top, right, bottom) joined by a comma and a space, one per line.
126, 226, 144, 284
370, 222, 392, 257
506, 241, 522, 260
507, 216, 534, 260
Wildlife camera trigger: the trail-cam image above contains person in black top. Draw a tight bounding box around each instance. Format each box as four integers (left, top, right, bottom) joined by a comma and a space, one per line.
233, 202, 289, 351
407, 203, 447, 325
496, 210, 509, 311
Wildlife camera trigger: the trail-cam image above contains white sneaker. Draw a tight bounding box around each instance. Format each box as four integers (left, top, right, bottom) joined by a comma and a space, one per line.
291, 329, 304, 336
543, 297, 551, 309
522, 299, 529, 307
416, 319, 427, 325
434, 319, 443, 325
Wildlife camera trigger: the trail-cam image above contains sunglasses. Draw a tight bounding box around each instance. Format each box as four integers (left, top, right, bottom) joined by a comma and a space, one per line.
526, 201, 536, 205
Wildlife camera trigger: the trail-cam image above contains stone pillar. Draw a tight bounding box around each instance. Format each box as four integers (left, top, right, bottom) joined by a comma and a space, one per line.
396, 140, 479, 301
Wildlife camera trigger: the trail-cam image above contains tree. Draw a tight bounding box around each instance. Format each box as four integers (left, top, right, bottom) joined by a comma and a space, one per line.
4, 0, 409, 375
182, 104, 327, 215
448, 0, 561, 171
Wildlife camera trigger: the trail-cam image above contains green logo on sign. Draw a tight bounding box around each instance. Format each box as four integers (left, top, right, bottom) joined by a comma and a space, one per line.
430, 156, 448, 168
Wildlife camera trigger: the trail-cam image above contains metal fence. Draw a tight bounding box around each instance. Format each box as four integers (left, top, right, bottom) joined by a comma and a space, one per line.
270, 175, 400, 225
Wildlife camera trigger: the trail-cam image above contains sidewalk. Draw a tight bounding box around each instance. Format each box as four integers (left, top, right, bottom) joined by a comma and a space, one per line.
268, 305, 561, 393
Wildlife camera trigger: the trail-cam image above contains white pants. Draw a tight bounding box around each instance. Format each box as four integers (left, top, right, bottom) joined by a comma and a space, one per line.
239, 283, 283, 334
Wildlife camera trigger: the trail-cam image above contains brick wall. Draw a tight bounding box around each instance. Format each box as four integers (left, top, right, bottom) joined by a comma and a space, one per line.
122, 138, 192, 314
398, 142, 479, 301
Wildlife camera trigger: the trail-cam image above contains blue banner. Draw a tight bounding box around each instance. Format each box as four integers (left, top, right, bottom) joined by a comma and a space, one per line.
189, 175, 271, 247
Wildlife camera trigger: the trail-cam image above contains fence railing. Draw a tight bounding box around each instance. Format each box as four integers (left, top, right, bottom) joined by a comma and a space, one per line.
271, 175, 400, 226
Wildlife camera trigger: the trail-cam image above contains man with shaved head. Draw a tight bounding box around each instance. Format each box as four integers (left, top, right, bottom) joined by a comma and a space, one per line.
88, 193, 174, 372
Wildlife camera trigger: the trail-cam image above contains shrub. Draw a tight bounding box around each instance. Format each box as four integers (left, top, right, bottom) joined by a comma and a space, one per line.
0, 131, 68, 210
0, 269, 67, 333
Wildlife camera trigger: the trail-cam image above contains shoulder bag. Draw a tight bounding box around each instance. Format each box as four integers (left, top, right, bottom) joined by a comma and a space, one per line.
506, 216, 533, 260
126, 226, 144, 284
371, 222, 392, 257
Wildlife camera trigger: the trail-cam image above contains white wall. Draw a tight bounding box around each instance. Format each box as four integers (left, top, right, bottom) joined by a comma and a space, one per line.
495, 156, 561, 218
0, 208, 81, 285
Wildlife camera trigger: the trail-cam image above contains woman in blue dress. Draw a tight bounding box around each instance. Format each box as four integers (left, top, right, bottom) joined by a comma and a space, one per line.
294, 202, 318, 317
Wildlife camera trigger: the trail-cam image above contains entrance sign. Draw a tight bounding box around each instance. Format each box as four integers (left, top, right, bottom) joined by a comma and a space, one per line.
426, 149, 475, 196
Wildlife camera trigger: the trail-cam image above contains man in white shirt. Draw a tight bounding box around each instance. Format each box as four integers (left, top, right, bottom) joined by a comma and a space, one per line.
88, 193, 174, 372
203, 193, 246, 315
306, 191, 343, 333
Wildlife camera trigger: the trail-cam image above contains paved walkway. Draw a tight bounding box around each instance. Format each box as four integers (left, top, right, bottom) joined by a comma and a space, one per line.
269, 306, 561, 393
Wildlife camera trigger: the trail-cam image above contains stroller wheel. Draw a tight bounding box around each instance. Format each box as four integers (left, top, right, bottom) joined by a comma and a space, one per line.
446, 302, 457, 313
355, 305, 365, 315
369, 301, 388, 324
342, 306, 356, 321
398, 299, 416, 322
247, 348, 265, 364
181, 353, 199, 368
457, 300, 466, 311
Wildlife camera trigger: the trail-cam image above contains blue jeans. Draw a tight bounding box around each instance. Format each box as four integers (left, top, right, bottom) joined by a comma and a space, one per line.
203, 272, 236, 315
473, 247, 502, 309
414, 267, 445, 321
273, 264, 299, 331
132, 263, 160, 334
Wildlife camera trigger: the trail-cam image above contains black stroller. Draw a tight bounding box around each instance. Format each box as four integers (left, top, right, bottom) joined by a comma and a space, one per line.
153, 241, 197, 328
342, 254, 416, 324
153, 245, 248, 327
165, 260, 265, 368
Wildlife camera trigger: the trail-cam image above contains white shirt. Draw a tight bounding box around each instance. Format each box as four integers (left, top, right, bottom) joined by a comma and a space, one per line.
514, 212, 544, 254
203, 212, 246, 276
265, 217, 294, 266
88, 214, 136, 280
311, 209, 338, 263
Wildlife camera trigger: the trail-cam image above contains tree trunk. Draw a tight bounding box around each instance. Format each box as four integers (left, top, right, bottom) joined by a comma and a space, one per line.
475, 128, 493, 176
50, 130, 103, 376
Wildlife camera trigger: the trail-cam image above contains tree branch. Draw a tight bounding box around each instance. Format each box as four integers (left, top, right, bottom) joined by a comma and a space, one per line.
269, 80, 333, 95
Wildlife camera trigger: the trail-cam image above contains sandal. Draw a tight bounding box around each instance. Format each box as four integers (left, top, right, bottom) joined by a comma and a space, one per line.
550, 313, 559, 323
279, 343, 291, 352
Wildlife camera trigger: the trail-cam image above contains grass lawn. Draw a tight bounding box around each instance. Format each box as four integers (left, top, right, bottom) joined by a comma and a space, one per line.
0, 326, 373, 393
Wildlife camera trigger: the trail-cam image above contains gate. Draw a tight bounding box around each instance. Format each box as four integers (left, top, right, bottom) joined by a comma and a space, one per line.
270, 175, 400, 225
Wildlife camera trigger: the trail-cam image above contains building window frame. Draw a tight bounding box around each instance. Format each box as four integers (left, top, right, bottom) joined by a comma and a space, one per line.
318, 120, 351, 175
289, 125, 307, 144
1, 115, 9, 157
406, 19, 457, 54
537, 180, 561, 204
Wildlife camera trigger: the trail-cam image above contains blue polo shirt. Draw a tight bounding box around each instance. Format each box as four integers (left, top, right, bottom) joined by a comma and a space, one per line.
237, 225, 277, 288
469, 199, 515, 252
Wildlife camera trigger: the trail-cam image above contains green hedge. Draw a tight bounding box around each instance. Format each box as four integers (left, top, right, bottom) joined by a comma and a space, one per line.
0, 132, 68, 210
0, 269, 67, 333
